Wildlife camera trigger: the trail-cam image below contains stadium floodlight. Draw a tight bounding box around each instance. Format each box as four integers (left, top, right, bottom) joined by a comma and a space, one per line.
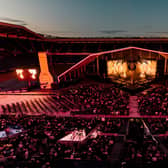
28, 69, 37, 79
16, 69, 24, 79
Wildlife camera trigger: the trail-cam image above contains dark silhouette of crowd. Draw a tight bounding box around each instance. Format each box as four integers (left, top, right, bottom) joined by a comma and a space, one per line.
145, 118, 168, 134
121, 119, 168, 168
138, 86, 168, 115
0, 116, 130, 167
73, 135, 115, 160
1, 83, 129, 116
0, 82, 168, 168
122, 142, 167, 166
63, 83, 129, 115
0, 115, 167, 168
97, 118, 127, 133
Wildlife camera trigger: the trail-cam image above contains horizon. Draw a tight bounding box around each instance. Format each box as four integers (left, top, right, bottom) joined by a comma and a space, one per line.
0, 0, 168, 37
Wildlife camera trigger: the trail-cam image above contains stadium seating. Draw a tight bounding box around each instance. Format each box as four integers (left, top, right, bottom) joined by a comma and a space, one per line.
138, 86, 168, 115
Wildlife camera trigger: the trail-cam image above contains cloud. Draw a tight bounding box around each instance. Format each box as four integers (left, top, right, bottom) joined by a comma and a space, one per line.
0, 17, 27, 26
100, 30, 128, 34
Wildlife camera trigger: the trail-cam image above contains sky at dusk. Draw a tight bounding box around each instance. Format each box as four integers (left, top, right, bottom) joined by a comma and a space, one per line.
0, 0, 168, 37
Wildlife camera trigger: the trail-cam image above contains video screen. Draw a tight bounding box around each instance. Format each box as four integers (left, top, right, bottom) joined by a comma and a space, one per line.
107, 60, 157, 78
137, 60, 157, 77
107, 60, 127, 78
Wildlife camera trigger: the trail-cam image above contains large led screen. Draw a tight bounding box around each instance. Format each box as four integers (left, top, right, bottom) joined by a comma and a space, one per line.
137, 60, 157, 77
107, 60, 157, 78
107, 60, 127, 77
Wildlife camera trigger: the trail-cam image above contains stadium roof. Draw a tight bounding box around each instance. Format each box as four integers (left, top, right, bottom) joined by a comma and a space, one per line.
1, 22, 168, 43
0, 22, 45, 40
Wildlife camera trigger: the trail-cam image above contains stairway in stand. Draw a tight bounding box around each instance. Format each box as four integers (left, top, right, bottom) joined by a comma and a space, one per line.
129, 96, 140, 117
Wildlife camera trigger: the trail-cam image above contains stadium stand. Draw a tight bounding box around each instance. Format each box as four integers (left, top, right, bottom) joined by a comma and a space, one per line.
0, 22, 168, 168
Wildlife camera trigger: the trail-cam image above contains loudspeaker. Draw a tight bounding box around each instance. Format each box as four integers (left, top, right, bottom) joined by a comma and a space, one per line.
99, 58, 107, 77
156, 60, 164, 78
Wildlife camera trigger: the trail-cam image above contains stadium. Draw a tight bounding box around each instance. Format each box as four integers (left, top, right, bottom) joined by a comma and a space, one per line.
0, 22, 167, 168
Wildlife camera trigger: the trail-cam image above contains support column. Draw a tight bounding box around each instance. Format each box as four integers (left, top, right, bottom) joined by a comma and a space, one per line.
164, 58, 167, 74
97, 57, 99, 75
69, 73, 71, 80
78, 69, 80, 77
64, 75, 66, 81
84, 65, 86, 72
38, 52, 54, 89
74, 70, 76, 78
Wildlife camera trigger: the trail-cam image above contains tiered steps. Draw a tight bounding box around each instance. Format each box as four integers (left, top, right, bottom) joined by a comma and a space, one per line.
128, 96, 140, 117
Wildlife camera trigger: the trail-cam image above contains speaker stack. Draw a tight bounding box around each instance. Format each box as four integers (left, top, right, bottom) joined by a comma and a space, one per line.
156, 59, 165, 78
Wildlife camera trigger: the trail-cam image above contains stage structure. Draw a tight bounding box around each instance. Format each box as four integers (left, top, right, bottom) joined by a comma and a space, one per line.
37, 47, 168, 89
57, 47, 167, 81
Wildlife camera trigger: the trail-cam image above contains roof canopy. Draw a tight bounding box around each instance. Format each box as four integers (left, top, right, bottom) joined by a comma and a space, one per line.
58, 46, 168, 81
0, 22, 44, 40
2, 22, 168, 43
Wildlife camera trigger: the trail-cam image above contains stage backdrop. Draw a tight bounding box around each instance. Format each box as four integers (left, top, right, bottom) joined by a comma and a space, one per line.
107, 60, 157, 79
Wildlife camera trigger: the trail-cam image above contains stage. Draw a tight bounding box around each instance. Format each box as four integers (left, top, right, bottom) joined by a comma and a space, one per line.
107, 75, 154, 93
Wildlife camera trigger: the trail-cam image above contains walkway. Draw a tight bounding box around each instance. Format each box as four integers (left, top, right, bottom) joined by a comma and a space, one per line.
129, 95, 140, 117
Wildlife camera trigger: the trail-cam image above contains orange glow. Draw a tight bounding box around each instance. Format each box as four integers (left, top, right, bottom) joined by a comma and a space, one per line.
107, 59, 156, 79
137, 60, 156, 78
28, 69, 37, 79
16, 69, 24, 79
38, 52, 54, 89
107, 60, 127, 78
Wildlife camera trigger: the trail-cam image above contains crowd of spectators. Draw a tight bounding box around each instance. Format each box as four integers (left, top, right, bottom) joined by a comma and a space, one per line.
145, 118, 168, 134
63, 83, 129, 115
0, 116, 128, 167
73, 135, 115, 160
0, 116, 98, 167
0, 115, 167, 167
0, 81, 168, 167
1, 82, 130, 116
122, 142, 167, 165
138, 87, 168, 115
97, 118, 127, 134
158, 136, 168, 151
121, 118, 168, 167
